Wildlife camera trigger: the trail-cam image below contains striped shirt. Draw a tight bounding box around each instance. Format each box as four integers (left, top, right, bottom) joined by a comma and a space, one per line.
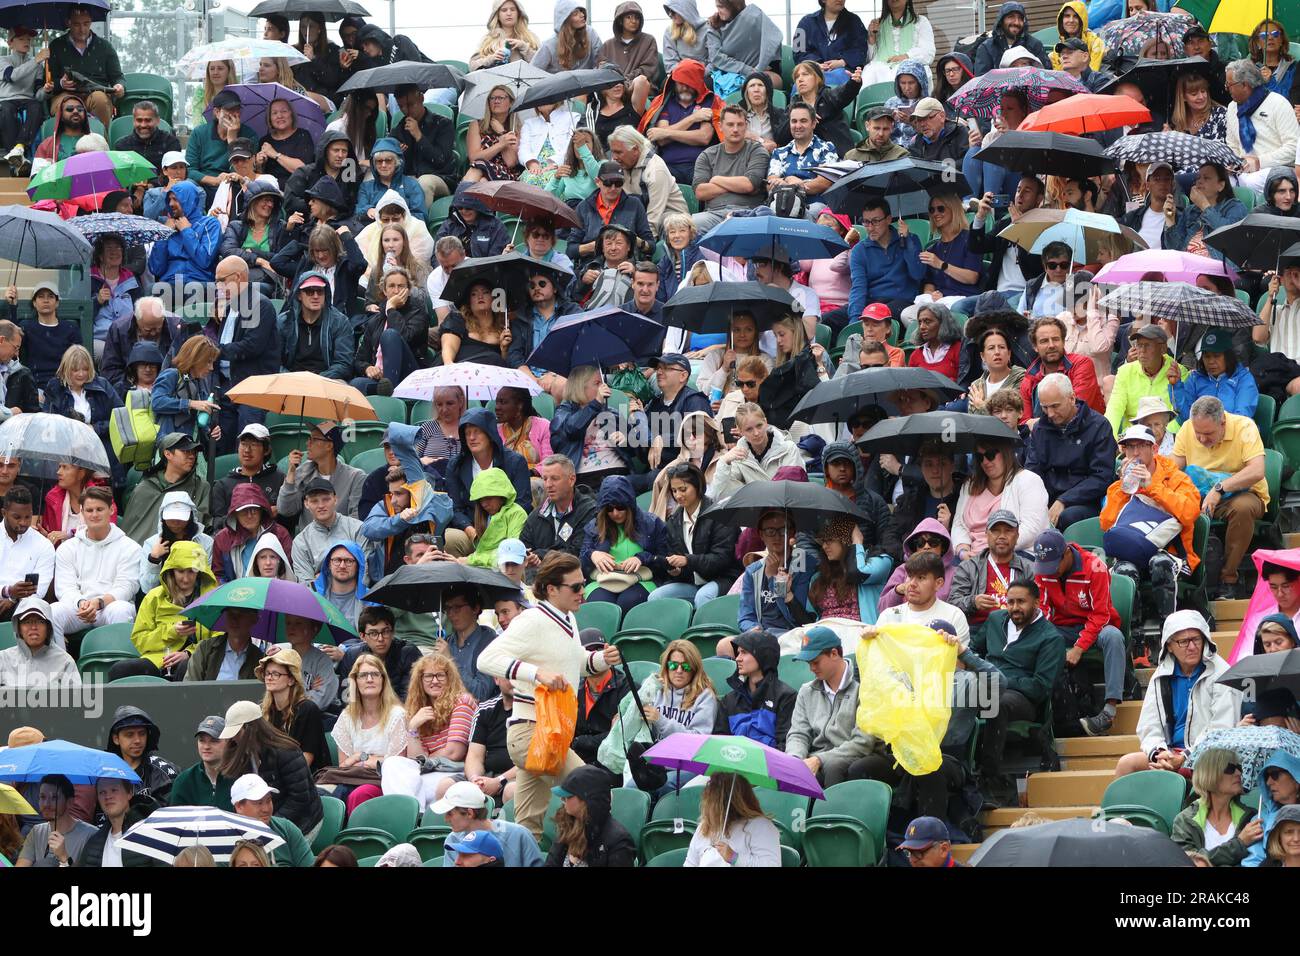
419, 693, 477, 755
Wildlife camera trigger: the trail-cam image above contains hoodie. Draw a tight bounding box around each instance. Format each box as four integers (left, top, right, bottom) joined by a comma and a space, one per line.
361, 421, 454, 571
661, 0, 709, 71
542, 764, 636, 867
146, 180, 222, 285
878, 517, 956, 613
597, 671, 718, 777
284, 129, 360, 221
0, 598, 80, 687
131, 540, 219, 667
579, 475, 668, 590
703, 1, 782, 77
821, 441, 903, 563
934, 52, 974, 113
356, 186, 437, 272
466, 468, 529, 569
533, 0, 604, 73
136, 490, 216, 594
713, 629, 798, 748
973, 2, 1050, 76
211, 483, 295, 583
599, 2, 661, 85
210, 453, 286, 532
445, 407, 535, 532
104, 706, 179, 802
53, 523, 139, 612
355, 136, 427, 220
1048, 1, 1105, 71
313, 540, 374, 626
883, 58, 932, 144
278, 270, 356, 380
1136, 610, 1240, 759
1262, 167, 1300, 219
119, 455, 212, 546
639, 57, 723, 144
249, 530, 295, 581
1243, 749, 1300, 867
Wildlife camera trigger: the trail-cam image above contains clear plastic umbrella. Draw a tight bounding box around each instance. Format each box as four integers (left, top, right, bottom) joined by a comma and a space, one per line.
0, 412, 110, 479
175, 38, 307, 81
460, 60, 550, 119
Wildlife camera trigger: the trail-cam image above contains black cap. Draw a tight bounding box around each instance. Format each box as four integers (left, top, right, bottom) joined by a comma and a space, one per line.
596, 161, 625, 184
1183, 25, 1211, 42
864, 105, 894, 123
579, 628, 606, 650
303, 476, 336, 497
1055, 37, 1088, 53
598, 221, 635, 243
211, 89, 242, 111
227, 137, 255, 161
159, 432, 200, 453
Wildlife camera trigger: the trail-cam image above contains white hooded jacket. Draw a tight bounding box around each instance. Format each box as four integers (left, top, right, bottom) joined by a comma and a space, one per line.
706, 424, 804, 500
54, 523, 140, 607
355, 187, 435, 280
137, 489, 216, 595
0, 598, 81, 687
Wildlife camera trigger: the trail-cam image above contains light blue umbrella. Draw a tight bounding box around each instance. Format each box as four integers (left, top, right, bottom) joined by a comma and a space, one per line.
1187, 726, 1300, 786
0, 739, 141, 785
696, 214, 849, 262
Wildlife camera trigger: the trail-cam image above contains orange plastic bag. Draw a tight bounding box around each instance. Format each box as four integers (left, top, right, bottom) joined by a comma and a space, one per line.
525, 684, 578, 775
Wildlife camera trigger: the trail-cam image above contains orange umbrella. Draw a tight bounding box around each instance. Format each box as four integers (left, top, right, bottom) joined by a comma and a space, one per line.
1018, 93, 1152, 136
226, 372, 377, 423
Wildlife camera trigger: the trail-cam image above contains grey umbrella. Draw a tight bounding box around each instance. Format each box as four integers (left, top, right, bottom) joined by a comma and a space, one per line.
1097, 281, 1261, 328
970, 817, 1194, 867
0, 205, 93, 283
0, 412, 111, 479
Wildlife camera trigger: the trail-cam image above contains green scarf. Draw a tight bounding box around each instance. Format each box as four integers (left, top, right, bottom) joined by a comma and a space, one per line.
875, 12, 917, 63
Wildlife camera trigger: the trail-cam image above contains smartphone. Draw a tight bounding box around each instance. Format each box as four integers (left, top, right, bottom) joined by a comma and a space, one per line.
990, 194, 1011, 207
24, 573, 38, 586
721, 417, 737, 441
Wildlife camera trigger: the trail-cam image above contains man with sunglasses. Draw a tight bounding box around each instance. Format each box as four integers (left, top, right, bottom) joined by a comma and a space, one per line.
1116, 609, 1239, 777
278, 271, 355, 380
522, 267, 579, 399
507, 219, 573, 273
33, 92, 89, 165
1019, 240, 1092, 322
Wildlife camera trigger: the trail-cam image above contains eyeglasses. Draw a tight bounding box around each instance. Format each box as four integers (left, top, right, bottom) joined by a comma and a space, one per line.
666, 661, 694, 672
356, 671, 383, 681
974, 448, 1001, 462
862, 216, 889, 226
263, 669, 289, 680
738, 379, 759, 389
528, 279, 552, 289
759, 525, 787, 538
1169, 636, 1204, 648
421, 673, 448, 683
910, 534, 946, 549
363, 627, 394, 638
488, 94, 511, 102
330, 556, 358, 565
1045, 260, 1070, 270
1223, 763, 1242, 775
1258, 29, 1282, 38
903, 846, 935, 859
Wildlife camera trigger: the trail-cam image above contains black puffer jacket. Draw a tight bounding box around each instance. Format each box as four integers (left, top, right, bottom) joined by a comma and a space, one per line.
251, 744, 323, 835
104, 706, 179, 804
76, 795, 163, 867
572, 665, 630, 764
544, 764, 636, 867
648, 494, 741, 593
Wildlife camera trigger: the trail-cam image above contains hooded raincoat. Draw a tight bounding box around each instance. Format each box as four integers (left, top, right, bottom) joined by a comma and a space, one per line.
1243, 749, 1300, 867
211, 483, 295, 583
661, 0, 708, 71
356, 136, 428, 220
361, 421, 454, 571
137, 490, 216, 594
104, 705, 180, 801
580, 475, 667, 595
972, 2, 1050, 76
878, 517, 957, 613
1048, 1, 1105, 71
131, 540, 219, 667
445, 407, 535, 532
542, 763, 636, 866
146, 180, 223, 284
466, 467, 529, 569
278, 270, 357, 379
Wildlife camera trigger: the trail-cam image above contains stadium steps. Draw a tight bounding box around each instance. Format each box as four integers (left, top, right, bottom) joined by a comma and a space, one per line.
979, 805, 1099, 834
1026, 769, 1116, 807
951, 843, 979, 863
1111, 701, 1141, 735
1058, 734, 1138, 773
1286, 533, 1300, 549
0, 178, 30, 206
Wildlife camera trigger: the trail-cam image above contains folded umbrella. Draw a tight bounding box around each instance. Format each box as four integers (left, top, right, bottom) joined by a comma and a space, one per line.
643, 734, 824, 800
1104, 129, 1241, 171
662, 281, 798, 335
338, 61, 464, 96
509, 67, 627, 113
696, 214, 848, 261
0, 739, 140, 786
855, 411, 1021, 457
205, 82, 326, 141
1098, 281, 1261, 327
28, 151, 158, 202
394, 363, 541, 403
0, 205, 94, 280
176, 38, 308, 81
367, 563, 525, 612
527, 306, 668, 376
974, 130, 1116, 179
999, 208, 1145, 262
970, 817, 1193, 867
69, 213, 174, 247
227, 371, 377, 423
1017, 93, 1151, 136
701, 479, 866, 532
1205, 213, 1300, 271
120, 806, 285, 865
791, 367, 963, 425
1093, 249, 1235, 286
246, 0, 370, 19
460, 60, 551, 119
948, 68, 1090, 119
441, 251, 571, 312
1186, 726, 1300, 786
181, 576, 358, 646
821, 156, 970, 219
465, 180, 582, 230
1097, 9, 1196, 56
0, 412, 110, 479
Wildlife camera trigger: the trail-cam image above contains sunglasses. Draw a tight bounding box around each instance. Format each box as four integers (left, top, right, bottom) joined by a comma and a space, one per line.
1266, 768, 1289, 781
910, 534, 946, 549
599, 179, 624, 188
974, 448, 1001, 462
666, 661, 694, 672
1045, 260, 1070, 270
607, 504, 628, 512
1258, 29, 1282, 38
738, 379, 759, 388
528, 279, 552, 288
928, 206, 947, 214
1223, 763, 1242, 775
558, 581, 584, 594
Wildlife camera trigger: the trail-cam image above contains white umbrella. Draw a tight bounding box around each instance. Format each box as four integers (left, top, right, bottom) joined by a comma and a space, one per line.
119, 806, 285, 864
0, 412, 110, 479
175, 38, 308, 82
460, 60, 549, 120
394, 363, 541, 403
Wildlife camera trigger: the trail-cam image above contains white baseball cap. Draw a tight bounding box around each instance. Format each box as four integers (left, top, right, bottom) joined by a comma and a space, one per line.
1119, 425, 1156, 445
430, 780, 490, 814
162, 150, 187, 168
239, 423, 271, 442
161, 502, 192, 522
230, 773, 278, 803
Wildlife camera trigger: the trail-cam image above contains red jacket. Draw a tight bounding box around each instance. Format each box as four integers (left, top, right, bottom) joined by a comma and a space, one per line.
43, 481, 117, 539
1020, 352, 1104, 423
1034, 543, 1120, 651
908, 342, 961, 381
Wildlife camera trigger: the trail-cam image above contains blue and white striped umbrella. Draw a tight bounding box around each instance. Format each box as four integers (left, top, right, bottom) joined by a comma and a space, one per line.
119, 806, 285, 864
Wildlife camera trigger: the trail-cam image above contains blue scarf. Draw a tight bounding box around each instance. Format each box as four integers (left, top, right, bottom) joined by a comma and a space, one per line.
1237, 84, 1270, 155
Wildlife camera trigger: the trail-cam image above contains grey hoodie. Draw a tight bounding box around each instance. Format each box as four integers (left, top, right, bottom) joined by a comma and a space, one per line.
250, 530, 295, 581
596, 672, 718, 776
0, 48, 41, 104
0, 598, 81, 687
532, 0, 603, 73
662, 0, 709, 71
137, 490, 216, 595
785, 656, 879, 775
703, 2, 782, 76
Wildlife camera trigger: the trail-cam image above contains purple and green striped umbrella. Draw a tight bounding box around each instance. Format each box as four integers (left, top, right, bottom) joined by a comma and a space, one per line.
182, 577, 358, 646
643, 734, 824, 799
27, 150, 157, 201
948, 68, 1090, 119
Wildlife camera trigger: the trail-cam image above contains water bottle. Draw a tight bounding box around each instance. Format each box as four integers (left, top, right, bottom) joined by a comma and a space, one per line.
1121, 461, 1140, 496
196, 392, 215, 430
710, 385, 724, 403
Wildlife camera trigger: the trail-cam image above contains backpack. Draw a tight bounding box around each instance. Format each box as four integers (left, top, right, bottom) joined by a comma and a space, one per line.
109, 388, 159, 471
769, 183, 808, 220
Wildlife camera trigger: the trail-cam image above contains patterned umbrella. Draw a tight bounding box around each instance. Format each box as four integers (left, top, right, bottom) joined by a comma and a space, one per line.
205, 82, 326, 140
1175, 0, 1300, 38
393, 363, 541, 403
27, 151, 157, 201
1098, 281, 1261, 327
1187, 726, 1300, 785
1094, 249, 1235, 286
175, 38, 307, 81
1105, 130, 1242, 170
643, 734, 825, 799
1098, 10, 1197, 57
69, 213, 174, 247
120, 807, 285, 865
948, 68, 1090, 118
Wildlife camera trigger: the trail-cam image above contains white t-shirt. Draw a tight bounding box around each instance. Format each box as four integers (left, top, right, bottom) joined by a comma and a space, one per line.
998, 243, 1026, 294
71, 389, 91, 422
1138, 206, 1166, 252
1203, 817, 1236, 852
101, 829, 124, 867
875, 598, 969, 645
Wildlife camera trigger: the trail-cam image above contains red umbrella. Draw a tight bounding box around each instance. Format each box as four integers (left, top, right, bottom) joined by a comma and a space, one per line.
464, 180, 582, 230
1018, 93, 1152, 136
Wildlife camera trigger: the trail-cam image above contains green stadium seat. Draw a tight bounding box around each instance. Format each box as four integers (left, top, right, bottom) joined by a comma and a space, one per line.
344, 421, 390, 456
366, 395, 408, 424
1279, 393, 1300, 423
334, 830, 393, 858
1274, 421, 1300, 491
406, 826, 452, 862
802, 817, 876, 866
779, 44, 795, 89
438, 59, 470, 74
349, 447, 390, 474
1255, 394, 1276, 448
755, 789, 810, 851
652, 786, 704, 823
356, 854, 382, 867
0, 621, 13, 651
575, 600, 622, 639
311, 796, 346, 854
532, 392, 555, 420
1100, 769, 1188, 834
679, 183, 699, 215
426, 195, 453, 230
902, 218, 930, 246
213, 453, 239, 477
645, 846, 689, 866
610, 788, 650, 853
812, 779, 892, 863
617, 598, 693, 643
639, 819, 695, 863
702, 655, 737, 688
344, 794, 420, 843
610, 630, 667, 663
1063, 516, 1106, 560
628, 659, 658, 685
635, 489, 653, 511
79, 622, 138, 659
777, 654, 813, 687
107, 675, 169, 685
40, 115, 107, 141
408, 399, 433, 424
1234, 187, 1257, 211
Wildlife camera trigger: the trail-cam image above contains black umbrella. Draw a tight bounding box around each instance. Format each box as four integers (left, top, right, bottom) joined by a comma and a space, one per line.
1218, 648, 1300, 699
0, 0, 107, 28
1101, 56, 1217, 120
661, 282, 798, 335
440, 252, 572, 312
247, 0, 370, 18
790, 367, 963, 425
821, 157, 970, 219
973, 131, 1116, 179
855, 411, 1020, 457
337, 62, 464, 95
1205, 213, 1300, 272
0, 205, 92, 284
1281, 241, 1300, 272
702, 480, 866, 532
510, 68, 627, 113
970, 817, 1193, 867
367, 563, 524, 613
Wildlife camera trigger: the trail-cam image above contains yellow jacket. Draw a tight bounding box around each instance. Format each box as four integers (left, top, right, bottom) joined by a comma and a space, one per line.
1048, 1, 1106, 71
130, 541, 219, 667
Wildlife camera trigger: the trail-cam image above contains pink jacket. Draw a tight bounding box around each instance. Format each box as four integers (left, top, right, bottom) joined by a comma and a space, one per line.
499, 415, 553, 475
798, 249, 852, 310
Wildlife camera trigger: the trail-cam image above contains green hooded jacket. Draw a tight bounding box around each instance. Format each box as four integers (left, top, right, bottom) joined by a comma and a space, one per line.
465, 467, 528, 569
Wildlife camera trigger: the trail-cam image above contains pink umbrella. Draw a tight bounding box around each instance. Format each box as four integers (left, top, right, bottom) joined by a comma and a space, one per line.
1093, 249, 1236, 287
1229, 547, 1300, 663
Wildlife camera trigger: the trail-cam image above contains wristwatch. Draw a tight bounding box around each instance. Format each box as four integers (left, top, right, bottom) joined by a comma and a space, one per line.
939, 261, 949, 272
1212, 482, 1224, 494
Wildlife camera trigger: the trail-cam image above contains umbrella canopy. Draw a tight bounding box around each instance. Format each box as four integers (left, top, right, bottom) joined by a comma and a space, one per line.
510, 67, 627, 113
1218, 648, 1300, 700
1018, 93, 1151, 135
120, 806, 285, 865
1093, 249, 1235, 286
1187, 726, 1300, 785
948, 68, 1090, 118
227, 371, 377, 422
643, 734, 825, 799
28, 151, 157, 201
1176, 0, 1300, 36
821, 156, 970, 219
181, 577, 358, 646
701, 479, 866, 532
790, 367, 963, 425
1280, 241, 1300, 272
0, 783, 34, 815
1097, 9, 1197, 56
460, 60, 551, 119
441, 251, 571, 312
0, 0, 108, 27
974, 131, 1116, 179
175, 38, 308, 81
999, 208, 1145, 261
1205, 213, 1300, 271
338, 61, 464, 95
696, 214, 849, 261
205, 82, 326, 140
662, 281, 799, 334
1098, 281, 1261, 327
69, 213, 174, 247
0, 412, 110, 479
367, 563, 526, 612
246, 0, 370, 19
0, 739, 140, 786
855, 411, 1021, 457
465, 180, 582, 229
0, 205, 93, 274
970, 816, 1194, 867
1104, 129, 1242, 171
394, 363, 541, 403
1101, 56, 1220, 120
527, 307, 668, 375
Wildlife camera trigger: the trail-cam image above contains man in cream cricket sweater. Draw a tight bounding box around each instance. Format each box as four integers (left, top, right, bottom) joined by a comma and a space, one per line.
477, 552, 622, 840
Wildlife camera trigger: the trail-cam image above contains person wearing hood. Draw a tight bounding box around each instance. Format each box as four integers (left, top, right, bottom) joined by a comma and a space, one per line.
185, 88, 260, 192
881, 58, 930, 143
973, 2, 1049, 76
120, 432, 211, 545
313, 541, 373, 629
738, 508, 818, 635
638, 58, 721, 184
114, 540, 218, 682
933, 53, 973, 117
1256, 165, 1299, 221
598, 2, 661, 112
532, 0, 603, 74
662, 0, 708, 71
1253, 608, 1300, 658
0, 597, 79, 688
136, 489, 215, 595
105, 705, 180, 802
357, 188, 437, 274
878, 517, 955, 614
356, 136, 427, 222
249, 531, 295, 581
278, 271, 355, 383
211, 422, 285, 527
1244, 749, 1300, 866
1169, 747, 1262, 866
218, 178, 288, 292
796, 0, 870, 86
50, 487, 139, 651
460, 467, 529, 570
445, 407, 534, 552
580, 474, 667, 612
1048, 1, 1104, 70
545, 764, 635, 866
279, 421, 367, 530
121, 339, 163, 397
212, 483, 294, 584
714, 628, 797, 747
89, 235, 140, 356
146, 179, 223, 284
361, 421, 453, 574
0, 27, 44, 173
1115, 609, 1240, 777
435, 181, 510, 259
284, 130, 360, 223
821, 438, 902, 558
703, 0, 783, 95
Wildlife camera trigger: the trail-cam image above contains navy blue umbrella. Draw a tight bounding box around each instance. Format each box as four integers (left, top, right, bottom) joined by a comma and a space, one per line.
696, 214, 848, 261
527, 307, 667, 376
0, 0, 108, 28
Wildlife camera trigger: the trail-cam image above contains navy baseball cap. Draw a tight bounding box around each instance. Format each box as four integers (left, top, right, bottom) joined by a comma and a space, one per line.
794, 626, 841, 662
1032, 529, 1068, 576
899, 816, 950, 850
656, 353, 691, 373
